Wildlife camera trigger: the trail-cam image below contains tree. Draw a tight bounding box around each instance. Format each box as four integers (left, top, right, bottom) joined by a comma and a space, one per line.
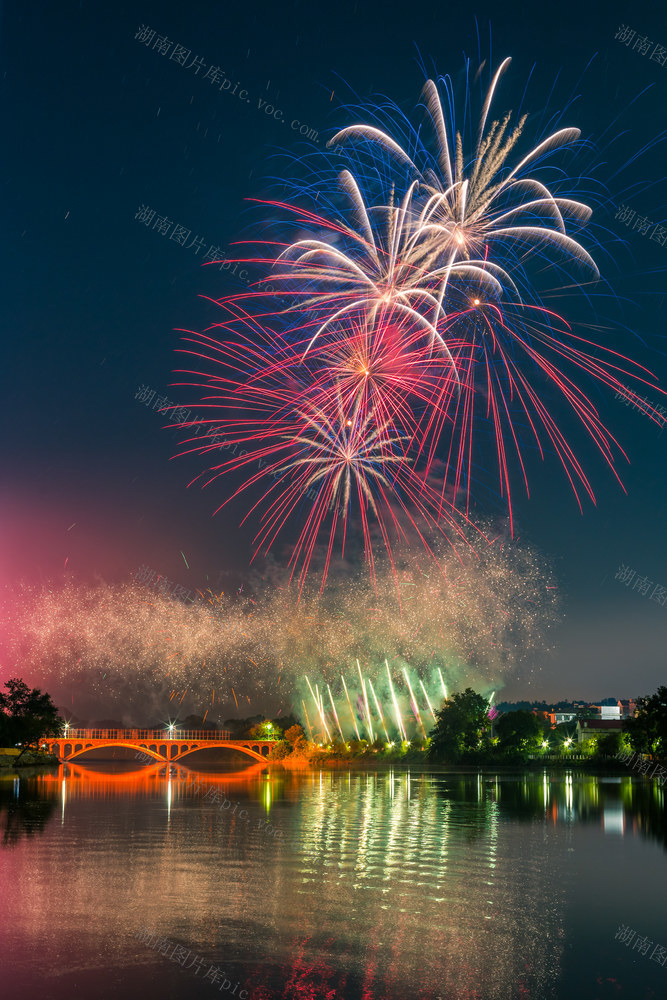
597, 732, 623, 757
495, 710, 545, 754
246, 720, 278, 740
284, 724, 305, 746
427, 688, 490, 761
624, 686, 667, 757
273, 714, 301, 733
0, 678, 62, 760
267, 740, 290, 761
284, 724, 308, 754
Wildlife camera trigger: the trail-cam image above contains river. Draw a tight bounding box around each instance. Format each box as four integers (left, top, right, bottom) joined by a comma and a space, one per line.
1, 763, 665, 999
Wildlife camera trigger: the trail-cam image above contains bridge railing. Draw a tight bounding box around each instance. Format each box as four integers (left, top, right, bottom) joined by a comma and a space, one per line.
59, 729, 232, 741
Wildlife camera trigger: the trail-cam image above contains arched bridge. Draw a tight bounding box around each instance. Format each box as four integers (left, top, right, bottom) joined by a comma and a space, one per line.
46, 729, 276, 764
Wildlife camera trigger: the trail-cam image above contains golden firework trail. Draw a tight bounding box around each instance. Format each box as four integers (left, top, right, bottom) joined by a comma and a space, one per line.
327, 683, 346, 743
385, 659, 407, 741
357, 659, 374, 742
419, 678, 437, 722
403, 666, 426, 737
302, 700, 314, 742
341, 674, 361, 740
367, 677, 390, 742
306, 676, 332, 742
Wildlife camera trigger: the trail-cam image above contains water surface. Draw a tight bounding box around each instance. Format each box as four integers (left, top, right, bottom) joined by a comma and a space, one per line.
1, 763, 665, 1000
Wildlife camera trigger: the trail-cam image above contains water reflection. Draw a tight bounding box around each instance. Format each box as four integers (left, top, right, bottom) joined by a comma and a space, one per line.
2, 763, 665, 849
0, 773, 58, 846
1, 766, 664, 1000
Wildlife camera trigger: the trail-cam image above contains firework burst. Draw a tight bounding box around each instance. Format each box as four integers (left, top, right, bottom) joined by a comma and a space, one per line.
169, 57, 664, 586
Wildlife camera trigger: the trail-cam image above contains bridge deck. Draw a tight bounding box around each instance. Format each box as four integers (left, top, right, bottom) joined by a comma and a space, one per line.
47, 730, 276, 764
62, 728, 233, 741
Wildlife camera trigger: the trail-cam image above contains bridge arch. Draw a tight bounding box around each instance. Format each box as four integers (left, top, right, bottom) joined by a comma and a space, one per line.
62, 741, 166, 763
172, 744, 265, 764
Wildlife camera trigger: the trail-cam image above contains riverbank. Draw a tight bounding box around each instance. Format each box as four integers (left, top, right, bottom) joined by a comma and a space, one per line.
274, 753, 661, 774
0, 748, 60, 770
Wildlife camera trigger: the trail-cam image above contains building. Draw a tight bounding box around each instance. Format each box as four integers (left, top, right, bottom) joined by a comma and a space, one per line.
588, 701, 637, 720
587, 704, 621, 720
544, 710, 577, 728
576, 718, 623, 744
619, 699, 637, 719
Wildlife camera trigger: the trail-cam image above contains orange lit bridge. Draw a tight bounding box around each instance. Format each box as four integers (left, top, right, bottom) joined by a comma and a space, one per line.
46, 729, 276, 764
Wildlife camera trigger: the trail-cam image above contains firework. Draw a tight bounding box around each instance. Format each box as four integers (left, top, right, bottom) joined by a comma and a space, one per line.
322, 62, 666, 524
271, 177, 462, 369
306, 676, 332, 742
175, 343, 476, 590
386, 660, 407, 742
367, 678, 390, 743
419, 678, 437, 722
401, 666, 425, 737
327, 683, 346, 743
357, 659, 375, 742
329, 60, 599, 280
172, 58, 664, 582
301, 700, 314, 742
341, 674, 361, 740
3, 530, 557, 720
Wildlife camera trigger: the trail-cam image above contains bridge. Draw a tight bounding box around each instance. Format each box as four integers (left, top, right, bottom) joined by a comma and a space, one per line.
45, 729, 276, 764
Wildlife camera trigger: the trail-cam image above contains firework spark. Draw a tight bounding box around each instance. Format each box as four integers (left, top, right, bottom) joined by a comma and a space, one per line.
2, 532, 558, 719
173, 59, 664, 579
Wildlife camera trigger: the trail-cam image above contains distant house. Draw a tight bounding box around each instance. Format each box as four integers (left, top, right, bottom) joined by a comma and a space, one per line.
544, 710, 577, 728
576, 718, 623, 744
619, 699, 637, 718
588, 704, 622, 720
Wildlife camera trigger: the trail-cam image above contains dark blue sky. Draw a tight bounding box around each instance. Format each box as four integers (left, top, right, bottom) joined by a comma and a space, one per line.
2, 0, 666, 701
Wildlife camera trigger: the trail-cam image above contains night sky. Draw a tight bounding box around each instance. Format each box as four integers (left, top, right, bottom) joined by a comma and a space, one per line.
2, 0, 666, 704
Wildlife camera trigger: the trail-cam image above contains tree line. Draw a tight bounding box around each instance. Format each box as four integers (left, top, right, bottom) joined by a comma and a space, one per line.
426, 686, 667, 762
2, 676, 666, 765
